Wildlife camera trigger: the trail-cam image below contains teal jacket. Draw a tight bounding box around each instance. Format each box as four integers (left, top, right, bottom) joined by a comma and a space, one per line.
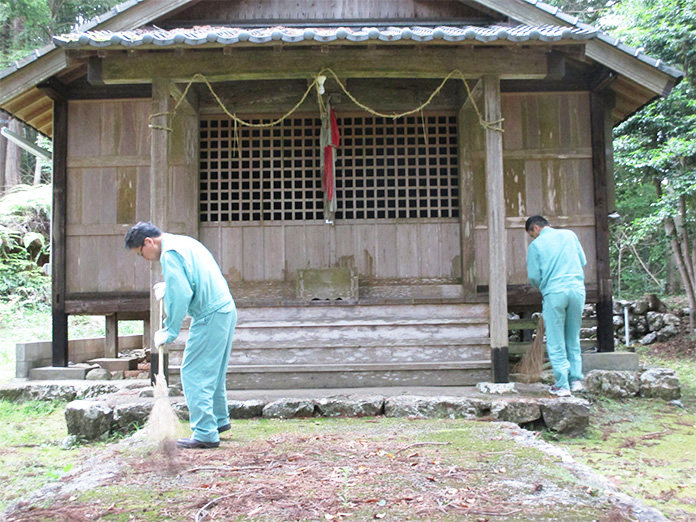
160, 233, 234, 344
527, 227, 586, 296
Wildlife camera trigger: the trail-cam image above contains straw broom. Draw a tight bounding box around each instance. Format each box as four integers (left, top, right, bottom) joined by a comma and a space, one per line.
513, 315, 545, 383
142, 299, 182, 443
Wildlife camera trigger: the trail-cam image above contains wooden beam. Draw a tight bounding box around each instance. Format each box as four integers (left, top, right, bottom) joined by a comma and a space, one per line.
590, 90, 615, 353
483, 74, 508, 383
96, 47, 551, 84
52, 95, 68, 367
64, 293, 149, 314
0, 49, 68, 105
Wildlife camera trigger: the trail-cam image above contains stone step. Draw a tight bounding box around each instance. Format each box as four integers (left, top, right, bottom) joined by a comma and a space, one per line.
168, 342, 491, 366
167, 360, 492, 389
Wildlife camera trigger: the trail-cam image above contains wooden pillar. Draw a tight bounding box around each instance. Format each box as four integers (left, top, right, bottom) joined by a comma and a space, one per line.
483, 75, 509, 382
105, 314, 118, 357
590, 90, 615, 352
51, 96, 69, 367
458, 81, 482, 299
149, 78, 170, 376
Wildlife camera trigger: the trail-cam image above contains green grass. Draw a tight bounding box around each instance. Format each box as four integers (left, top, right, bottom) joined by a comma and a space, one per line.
555, 350, 696, 522
0, 399, 85, 511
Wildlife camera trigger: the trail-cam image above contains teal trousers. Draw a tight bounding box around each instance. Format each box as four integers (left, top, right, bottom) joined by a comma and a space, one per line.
181, 302, 237, 443
542, 287, 585, 390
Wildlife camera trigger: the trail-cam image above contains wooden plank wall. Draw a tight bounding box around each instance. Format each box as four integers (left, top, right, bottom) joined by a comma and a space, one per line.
464, 91, 596, 286
66, 99, 151, 293
201, 220, 461, 283
169, 0, 488, 25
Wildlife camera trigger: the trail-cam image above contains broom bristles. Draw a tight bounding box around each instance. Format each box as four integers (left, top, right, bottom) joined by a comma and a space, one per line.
513, 316, 545, 383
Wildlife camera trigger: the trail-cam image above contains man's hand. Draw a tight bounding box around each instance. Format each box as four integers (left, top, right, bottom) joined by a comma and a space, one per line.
153, 282, 166, 301
154, 329, 168, 348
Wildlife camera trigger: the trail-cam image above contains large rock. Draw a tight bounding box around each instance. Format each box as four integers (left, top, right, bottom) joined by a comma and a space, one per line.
229, 399, 266, 419
646, 311, 665, 332
656, 324, 680, 342
640, 368, 681, 400
263, 399, 316, 419
384, 395, 489, 418
540, 398, 590, 436
78, 384, 120, 399
112, 401, 153, 433
65, 400, 114, 441
0, 384, 79, 402
585, 370, 640, 398
490, 400, 541, 424
86, 368, 112, 381
315, 396, 384, 417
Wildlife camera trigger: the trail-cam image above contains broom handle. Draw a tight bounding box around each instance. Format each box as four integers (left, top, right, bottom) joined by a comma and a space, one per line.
158, 298, 165, 379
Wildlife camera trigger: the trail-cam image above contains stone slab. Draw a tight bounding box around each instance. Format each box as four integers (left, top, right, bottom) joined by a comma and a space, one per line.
582, 352, 640, 373
87, 357, 140, 372
28, 366, 98, 380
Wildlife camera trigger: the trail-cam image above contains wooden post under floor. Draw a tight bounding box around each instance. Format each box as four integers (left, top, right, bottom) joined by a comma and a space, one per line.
483, 75, 509, 382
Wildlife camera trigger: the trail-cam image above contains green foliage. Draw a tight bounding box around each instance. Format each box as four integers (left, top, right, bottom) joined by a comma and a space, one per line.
0, 0, 123, 68
0, 184, 51, 308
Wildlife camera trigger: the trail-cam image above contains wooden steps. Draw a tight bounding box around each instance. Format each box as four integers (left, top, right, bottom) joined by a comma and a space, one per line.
166, 303, 492, 389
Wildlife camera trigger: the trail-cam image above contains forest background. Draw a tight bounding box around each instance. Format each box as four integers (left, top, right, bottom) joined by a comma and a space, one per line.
0, 0, 694, 317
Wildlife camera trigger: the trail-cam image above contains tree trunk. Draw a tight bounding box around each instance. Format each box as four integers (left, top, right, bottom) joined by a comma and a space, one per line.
4, 117, 22, 192
33, 158, 43, 185
656, 178, 696, 331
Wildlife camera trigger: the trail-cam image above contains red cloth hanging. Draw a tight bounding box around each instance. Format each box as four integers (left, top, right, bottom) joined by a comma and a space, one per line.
322, 107, 340, 204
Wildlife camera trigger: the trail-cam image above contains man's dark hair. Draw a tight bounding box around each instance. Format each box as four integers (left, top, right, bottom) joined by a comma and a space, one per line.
525, 215, 549, 232
124, 222, 162, 249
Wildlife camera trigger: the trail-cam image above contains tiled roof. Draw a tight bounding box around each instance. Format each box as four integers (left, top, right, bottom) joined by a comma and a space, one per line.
52, 24, 597, 47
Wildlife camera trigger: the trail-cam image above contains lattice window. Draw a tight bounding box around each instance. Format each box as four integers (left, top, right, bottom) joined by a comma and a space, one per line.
199, 113, 459, 222
335, 114, 459, 220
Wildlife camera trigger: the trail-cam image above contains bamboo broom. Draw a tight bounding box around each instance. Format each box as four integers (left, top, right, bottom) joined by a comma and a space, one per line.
142, 299, 183, 443
513, 316, 545, 383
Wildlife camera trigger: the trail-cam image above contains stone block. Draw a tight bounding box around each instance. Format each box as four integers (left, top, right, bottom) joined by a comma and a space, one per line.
28, 365, 97, 380
582, 352, 640, 373
87, 357, 140, 372
296, 267, 358, 302
316, 396, 384, 417
640, 368, 681, 400
585, 370, 640, 398
263, 399, 316, 419
540, 397, 590, 436
65, 400, 113, 441
384, 395, 489, 418
491, 399, 541, 424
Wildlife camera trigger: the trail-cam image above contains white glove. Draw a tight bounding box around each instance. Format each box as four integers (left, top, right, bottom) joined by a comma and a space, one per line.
153, 282, 166, 301
154, 329, 168, 348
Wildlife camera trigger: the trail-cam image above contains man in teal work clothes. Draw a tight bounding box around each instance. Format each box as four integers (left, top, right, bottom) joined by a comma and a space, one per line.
525, 215, 586, 397
125, 222, 237, 449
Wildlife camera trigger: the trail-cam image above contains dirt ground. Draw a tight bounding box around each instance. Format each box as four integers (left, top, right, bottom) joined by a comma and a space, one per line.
3, 417, 665, 522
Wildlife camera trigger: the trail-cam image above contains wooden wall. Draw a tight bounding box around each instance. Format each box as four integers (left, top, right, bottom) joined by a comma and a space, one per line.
166, 0, 491, 26
461, 91, 597, 286
64, 89, 598, 299
66, 99, 151, 293
201, 220, 461, 283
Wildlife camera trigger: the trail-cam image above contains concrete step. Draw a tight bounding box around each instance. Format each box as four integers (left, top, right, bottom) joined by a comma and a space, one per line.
168, 360, 492, 389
